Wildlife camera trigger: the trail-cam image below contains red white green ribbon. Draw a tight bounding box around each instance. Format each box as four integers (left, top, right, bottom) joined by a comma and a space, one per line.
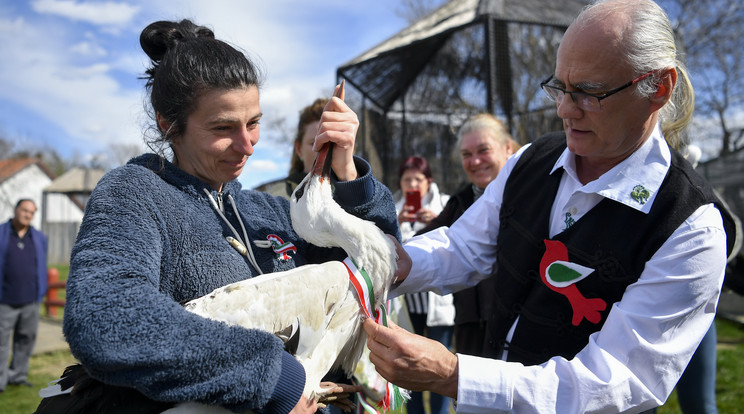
266, 234, 297, 260
343, 256, 406, 412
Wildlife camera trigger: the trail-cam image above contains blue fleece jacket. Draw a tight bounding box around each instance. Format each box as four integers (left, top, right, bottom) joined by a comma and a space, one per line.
62, 153, 400, 413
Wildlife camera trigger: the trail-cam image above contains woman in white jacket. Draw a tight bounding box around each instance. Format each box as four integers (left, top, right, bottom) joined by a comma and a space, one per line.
393, 155, 453, 414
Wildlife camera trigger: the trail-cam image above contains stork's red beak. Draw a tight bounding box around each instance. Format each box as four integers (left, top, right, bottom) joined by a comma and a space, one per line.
312, 80, 345, 180
311, 142, 334, 181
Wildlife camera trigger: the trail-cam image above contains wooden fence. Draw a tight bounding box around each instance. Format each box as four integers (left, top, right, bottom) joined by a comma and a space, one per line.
44, 268, 66, 318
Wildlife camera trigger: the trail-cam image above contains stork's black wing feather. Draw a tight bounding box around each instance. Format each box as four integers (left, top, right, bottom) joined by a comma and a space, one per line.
34, 364, 174, 414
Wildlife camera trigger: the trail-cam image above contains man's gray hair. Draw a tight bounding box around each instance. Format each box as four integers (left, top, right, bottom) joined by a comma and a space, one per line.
577, 0, 694, 149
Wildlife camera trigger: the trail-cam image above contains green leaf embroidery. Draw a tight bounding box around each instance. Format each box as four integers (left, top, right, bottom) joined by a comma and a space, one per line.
547, 263, 581, 283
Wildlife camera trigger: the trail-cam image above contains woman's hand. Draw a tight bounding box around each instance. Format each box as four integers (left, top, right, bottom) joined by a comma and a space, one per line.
288, 394, 318, 414
317, 381, 363, 412
314, 83, 358, 182
398, 208, 417, 224
415, 208, 437, 224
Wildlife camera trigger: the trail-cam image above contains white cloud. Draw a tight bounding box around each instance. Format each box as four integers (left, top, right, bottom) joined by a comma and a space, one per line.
248, 159, 281, 173
0, 15, 24, 32
0, 0, 406, 188
70, 40, 107, 57
0, 14, 143, 153
31, 0, 140, 26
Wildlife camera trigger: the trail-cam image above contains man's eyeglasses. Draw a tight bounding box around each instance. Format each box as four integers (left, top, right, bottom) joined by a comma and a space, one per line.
540, 72, 654, 112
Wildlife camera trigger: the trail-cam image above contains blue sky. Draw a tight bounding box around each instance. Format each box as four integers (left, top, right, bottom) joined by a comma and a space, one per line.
0, 0, 409, 189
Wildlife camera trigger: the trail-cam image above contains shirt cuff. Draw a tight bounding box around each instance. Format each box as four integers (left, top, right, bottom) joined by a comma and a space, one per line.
455, 354, 512, 414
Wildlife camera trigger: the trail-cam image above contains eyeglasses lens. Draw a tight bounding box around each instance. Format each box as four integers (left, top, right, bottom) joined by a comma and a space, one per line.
542, 85, 601, 112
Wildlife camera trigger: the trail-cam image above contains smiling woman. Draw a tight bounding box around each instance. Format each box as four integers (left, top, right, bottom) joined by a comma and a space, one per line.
34, 18, 400, 414
165, 87, 261, 190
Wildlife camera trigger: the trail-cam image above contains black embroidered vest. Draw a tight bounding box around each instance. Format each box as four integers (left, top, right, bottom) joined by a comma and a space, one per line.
483, 132, 736, 366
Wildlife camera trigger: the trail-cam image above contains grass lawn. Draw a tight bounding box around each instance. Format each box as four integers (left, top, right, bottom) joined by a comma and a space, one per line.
658, 317, 744, 414
1, 349, 78, 414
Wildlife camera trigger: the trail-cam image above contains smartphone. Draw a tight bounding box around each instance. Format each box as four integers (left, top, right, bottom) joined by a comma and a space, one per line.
405, 190, 421, 214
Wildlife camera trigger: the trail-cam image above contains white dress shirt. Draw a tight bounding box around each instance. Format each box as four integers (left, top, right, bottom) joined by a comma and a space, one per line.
396, 126, 727, 413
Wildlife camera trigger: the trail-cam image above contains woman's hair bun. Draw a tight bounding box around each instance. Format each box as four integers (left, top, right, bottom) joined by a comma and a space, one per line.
140, 19, 215, 62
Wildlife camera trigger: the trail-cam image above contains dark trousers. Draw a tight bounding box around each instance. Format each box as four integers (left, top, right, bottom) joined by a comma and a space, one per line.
676, 323, 718, 413
406, 313, 454, 414
0, 302, 40, 390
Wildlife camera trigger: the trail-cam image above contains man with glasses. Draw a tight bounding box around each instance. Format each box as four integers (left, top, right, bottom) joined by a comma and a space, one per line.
363, 0, 735, 412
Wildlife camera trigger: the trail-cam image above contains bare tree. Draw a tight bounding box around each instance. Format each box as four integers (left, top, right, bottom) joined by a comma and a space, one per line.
262, 115, 294, 147
394, 0, 447, 22
108, 143, 147, 168
0, 135, 14, 156
660, 0, 744, 155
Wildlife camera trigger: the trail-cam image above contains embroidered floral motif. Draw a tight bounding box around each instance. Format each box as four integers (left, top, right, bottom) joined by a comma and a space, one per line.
630, 184, 650, 205
266, 234, 297, 260
564, 212, 575, 229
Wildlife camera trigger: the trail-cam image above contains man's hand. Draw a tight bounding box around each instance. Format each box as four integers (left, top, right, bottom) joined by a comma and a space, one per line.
362, 318, 458, 399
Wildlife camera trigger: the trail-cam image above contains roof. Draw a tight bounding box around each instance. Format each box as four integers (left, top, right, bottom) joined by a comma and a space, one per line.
0, 157, 54, 184
45, 167, 105, 193
337, 0, 587, 112
342, 0, 479, 68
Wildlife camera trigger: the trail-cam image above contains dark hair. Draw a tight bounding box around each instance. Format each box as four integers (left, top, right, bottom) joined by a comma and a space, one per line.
15, 199, 35, 209
397, 155, 432, 181
139, 19, 264, 155
289, 98, 328, 174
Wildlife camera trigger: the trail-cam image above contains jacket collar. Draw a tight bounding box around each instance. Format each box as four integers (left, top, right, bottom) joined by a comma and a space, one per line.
130, 154, 243, 200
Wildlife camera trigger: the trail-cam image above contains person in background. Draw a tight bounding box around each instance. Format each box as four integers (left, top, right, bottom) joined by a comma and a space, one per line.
255, 98, 328, 199
0, 199, 48, 393
362, 0, 737, 412
414, 114, 519, 357
395, 155, 450, 241
34, 19, 398, 414
658, 144, 727, 414
394, 155, 452, 414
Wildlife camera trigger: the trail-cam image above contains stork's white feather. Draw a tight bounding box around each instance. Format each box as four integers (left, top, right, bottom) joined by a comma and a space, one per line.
180, 169, 397, 412
291, 172, 397, 294
185, 262, 363, 391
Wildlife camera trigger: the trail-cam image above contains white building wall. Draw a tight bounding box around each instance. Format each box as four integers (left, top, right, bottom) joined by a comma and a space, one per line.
44, 192, 85, 222
0, 164, 84, 229
0, 164, 52, 228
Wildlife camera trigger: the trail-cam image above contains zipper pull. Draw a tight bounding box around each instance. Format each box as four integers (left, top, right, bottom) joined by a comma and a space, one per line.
217, 191, 225, 212
226, 236, 247, 256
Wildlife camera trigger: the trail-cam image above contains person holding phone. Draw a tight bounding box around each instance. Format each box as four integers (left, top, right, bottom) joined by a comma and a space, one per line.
393, 155, 453, 414
394, 155, 449, 240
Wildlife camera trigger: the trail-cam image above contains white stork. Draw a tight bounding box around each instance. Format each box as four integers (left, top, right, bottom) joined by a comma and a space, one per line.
180, 82, 399, 411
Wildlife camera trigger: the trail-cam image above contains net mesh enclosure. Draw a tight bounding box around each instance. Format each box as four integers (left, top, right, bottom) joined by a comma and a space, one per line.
337, 0, 588, 192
